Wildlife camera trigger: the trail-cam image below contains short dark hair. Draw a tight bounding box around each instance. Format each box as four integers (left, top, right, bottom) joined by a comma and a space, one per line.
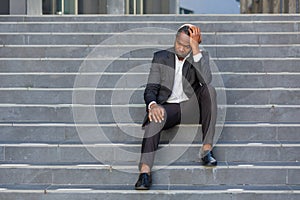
177, 25, 190, 37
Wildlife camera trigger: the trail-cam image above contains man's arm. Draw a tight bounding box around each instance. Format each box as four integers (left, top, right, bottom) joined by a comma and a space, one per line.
144, 53, 161, 108
193, 51, 212, 84
144, 53, 166, 123
189, 26, 212, 85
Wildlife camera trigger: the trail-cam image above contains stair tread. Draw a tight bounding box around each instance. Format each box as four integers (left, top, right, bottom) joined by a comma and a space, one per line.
0, 141, 300, 145
0, 184, 299, 192
0, 161, 299, 167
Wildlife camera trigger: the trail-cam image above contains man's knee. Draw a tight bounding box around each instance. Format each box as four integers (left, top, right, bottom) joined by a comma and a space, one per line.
144, 108, 167, 138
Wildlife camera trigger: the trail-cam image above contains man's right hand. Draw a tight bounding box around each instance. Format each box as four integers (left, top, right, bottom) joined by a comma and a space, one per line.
148, 103, 165, 123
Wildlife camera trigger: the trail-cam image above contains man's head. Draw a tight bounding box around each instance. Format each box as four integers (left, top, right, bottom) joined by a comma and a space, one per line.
174, 24, 201, 59
174, 25, 192, 59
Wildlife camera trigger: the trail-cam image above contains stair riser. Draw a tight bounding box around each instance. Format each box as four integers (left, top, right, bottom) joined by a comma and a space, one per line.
0, 22, 298, 33
1, 15, 300, 22
1, 34, 299, 45
0, 126, 298, 143
1, 46, 300, 58
214, 60, 300, 73
0, 89, 299, 105
0, 167, 298, 185
0, 193, 299, 200
0, 59, 299, 73
1, 145, 299, 163
0, 74, 299, 88
0, 106, 298, 123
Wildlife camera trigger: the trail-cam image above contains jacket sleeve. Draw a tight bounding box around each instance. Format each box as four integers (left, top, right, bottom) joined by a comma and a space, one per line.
193, 50, 212, 85
144, 53, 161, 108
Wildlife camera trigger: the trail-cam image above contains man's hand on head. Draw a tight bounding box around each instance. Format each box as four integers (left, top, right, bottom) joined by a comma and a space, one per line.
188, 25, 202, 55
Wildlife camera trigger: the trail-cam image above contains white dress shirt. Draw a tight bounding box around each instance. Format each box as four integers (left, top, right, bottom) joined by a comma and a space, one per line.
166, 52, 202, 103
148, 52, 202, 109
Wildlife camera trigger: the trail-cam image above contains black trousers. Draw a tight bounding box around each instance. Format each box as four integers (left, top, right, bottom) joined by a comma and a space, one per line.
139, 85, 217, 170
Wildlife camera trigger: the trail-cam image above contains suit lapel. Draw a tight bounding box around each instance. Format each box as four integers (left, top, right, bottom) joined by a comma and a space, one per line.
182, 54, 193, 78
165, 50, 176, 90
164, 49, 192, 91
166, 50, 176, 69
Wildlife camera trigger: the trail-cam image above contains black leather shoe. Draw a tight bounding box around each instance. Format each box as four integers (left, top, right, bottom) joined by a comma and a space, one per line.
201, 151, 217, 166
135, 173, 152, 190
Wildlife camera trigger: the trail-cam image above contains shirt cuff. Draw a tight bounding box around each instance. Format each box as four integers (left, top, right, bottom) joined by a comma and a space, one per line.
148, 101, 157, 110
193, 52, 203, 62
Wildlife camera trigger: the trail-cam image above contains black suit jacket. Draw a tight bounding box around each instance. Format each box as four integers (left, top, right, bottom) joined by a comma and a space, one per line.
142, 47, 212, 127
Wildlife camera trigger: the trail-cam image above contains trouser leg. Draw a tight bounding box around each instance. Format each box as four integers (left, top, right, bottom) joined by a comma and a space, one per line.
139, 103, 181, 170
180, 85, 217, 145
197, 85, 217, 145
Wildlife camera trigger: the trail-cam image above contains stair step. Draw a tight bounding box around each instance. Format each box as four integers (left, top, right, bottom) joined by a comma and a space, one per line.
0, 72, 299, 88
0, 88, 299, 105
0, 163, 298, 185
1, 143, 299, 163
1, 32, 299, 45
0, 58, 300, 73
1, 14, 300, 22
0, 105, 299, 123
0, 123, 299, 144
0, 184, 299, 200
0, 21, 299, 33
1, 45, 300, 58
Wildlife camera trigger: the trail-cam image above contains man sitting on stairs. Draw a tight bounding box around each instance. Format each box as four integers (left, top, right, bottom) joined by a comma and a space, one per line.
135, 24, 218, 190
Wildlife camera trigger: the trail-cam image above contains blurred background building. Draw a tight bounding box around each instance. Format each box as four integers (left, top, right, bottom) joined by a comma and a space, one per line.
180, 0, 240, 14
239, 0, 300, 13
0, 0, 298, 15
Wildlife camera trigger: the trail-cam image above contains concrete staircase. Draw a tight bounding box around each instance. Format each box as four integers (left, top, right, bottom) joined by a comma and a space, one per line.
0, 14, 300, 199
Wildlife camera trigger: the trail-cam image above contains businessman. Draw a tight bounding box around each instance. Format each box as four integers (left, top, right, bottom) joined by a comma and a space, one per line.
135, 24, 218, 190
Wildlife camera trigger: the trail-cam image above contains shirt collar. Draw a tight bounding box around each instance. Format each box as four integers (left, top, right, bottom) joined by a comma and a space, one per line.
176, 52, 191, 62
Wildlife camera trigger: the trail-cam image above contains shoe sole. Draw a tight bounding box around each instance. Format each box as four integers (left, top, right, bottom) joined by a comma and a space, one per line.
135, 186, 150, 190
202, 162, 218, 167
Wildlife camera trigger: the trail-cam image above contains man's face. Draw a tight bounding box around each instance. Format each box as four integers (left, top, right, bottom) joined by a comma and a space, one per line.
174, 32, 192, 58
